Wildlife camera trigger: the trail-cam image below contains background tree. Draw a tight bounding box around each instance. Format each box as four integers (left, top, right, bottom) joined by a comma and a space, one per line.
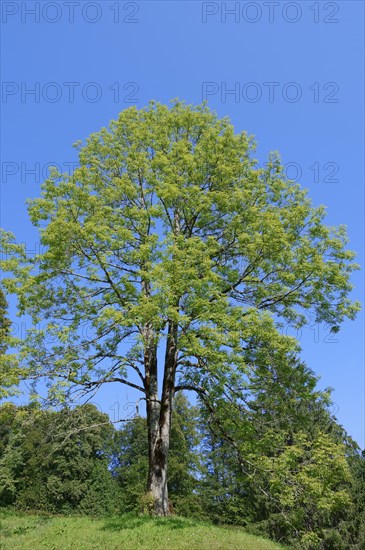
0, 402, 22, 506
342, 446, 365, 548
0, 403, 119, 515
0, 390, 363, 547
0, 100, 360, 515
197, 357, 359, 548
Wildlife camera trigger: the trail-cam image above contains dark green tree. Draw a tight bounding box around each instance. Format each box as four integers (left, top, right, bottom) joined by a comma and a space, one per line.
0, 403, 119, 514
342, 447, 365, 548
197, 356, 357, 548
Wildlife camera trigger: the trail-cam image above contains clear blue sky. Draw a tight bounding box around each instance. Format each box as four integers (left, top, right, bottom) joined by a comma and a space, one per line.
1, 1, 364, 446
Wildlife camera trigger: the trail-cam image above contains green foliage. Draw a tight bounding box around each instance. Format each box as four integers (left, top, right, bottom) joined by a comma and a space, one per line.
344, 449, 365, 548
0, 100, 359, 406
0, 285, 21, 398
0, 403, 119, 515
0, 288, 11, 354
139, 492, 155, 514
114, 415, 149, 510
197, 356, 361, 548
0, 396, 200, 517
1, 390, 364, 548
252, 431, 353, 546
167, 394, 202, 516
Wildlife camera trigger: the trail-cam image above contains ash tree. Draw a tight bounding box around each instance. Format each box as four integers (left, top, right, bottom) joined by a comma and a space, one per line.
0, 101, 359, 515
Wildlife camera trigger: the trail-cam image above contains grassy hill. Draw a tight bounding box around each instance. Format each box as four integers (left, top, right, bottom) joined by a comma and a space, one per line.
0, 510, 288, 550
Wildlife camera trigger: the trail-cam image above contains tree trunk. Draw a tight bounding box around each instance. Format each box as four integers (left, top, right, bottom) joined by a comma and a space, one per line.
146, 370, 169, 515
146, 320, 178, 515
146, 414, 170, 515
145, 211, 180, 515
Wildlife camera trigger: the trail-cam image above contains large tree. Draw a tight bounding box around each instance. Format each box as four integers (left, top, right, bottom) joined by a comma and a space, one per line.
0, 101, 360, 515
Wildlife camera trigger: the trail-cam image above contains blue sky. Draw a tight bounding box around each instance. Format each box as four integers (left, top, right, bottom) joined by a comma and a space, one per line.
1, 1, 364, 446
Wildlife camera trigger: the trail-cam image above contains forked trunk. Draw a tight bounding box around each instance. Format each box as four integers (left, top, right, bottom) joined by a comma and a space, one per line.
144, 211, 180, 515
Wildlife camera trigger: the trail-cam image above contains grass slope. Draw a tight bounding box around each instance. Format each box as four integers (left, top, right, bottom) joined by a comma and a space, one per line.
0, 511, 288, 550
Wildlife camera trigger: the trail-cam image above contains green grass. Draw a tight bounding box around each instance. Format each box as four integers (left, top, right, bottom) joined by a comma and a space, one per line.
0, 510, 289, 550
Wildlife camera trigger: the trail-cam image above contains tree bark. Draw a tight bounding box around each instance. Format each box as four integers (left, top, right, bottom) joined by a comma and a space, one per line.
146, 320, 178, 515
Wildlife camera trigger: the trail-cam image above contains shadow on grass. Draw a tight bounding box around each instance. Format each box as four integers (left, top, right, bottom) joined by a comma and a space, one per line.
0, 509, 52, 520
102, 513, 198, 532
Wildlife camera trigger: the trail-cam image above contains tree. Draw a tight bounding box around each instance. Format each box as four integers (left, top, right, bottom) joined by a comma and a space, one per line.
0, 100, 360, 515
341, 446, 365, 548
0, 403, 119, 514
198, 358, 357, 548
